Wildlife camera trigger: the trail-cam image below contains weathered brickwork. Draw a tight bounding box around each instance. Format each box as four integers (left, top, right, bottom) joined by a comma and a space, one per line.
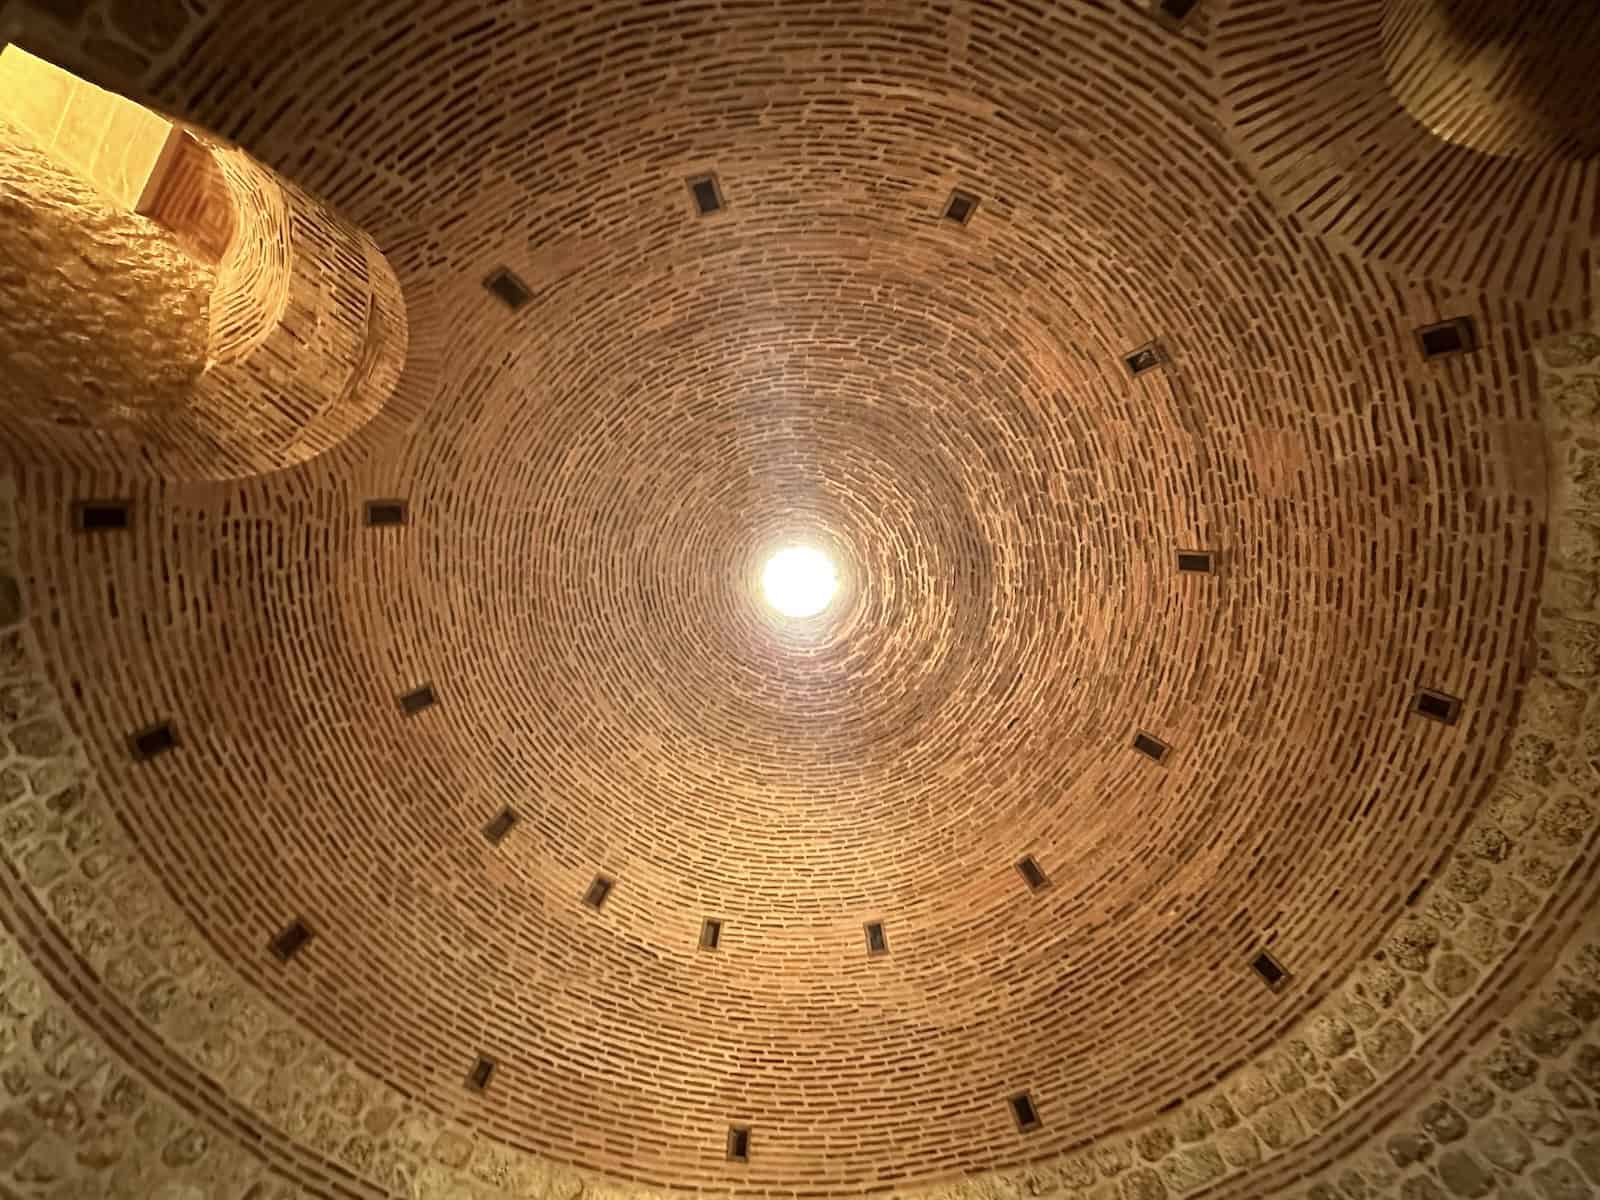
1383, 0, 1600, 163
0, 377, 1595, 1190
1217, 0, 1598, 312
0, 101, 408, 479
0, 0, 1595, 1198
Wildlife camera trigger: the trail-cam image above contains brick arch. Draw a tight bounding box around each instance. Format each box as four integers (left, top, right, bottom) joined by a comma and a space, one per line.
1382, 0, 1600, 163
1217, 0, 1598, 313
0, 45, 408, 480
0, 1, 1595, 1198
194, 143, 289, 367
183, 135, 409, 476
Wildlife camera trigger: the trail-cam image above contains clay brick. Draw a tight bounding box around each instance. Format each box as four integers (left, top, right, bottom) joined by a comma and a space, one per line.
0, 3, 1593, 1199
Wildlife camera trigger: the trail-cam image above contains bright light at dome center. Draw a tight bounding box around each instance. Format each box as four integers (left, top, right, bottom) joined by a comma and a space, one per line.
761, 546, 838, 619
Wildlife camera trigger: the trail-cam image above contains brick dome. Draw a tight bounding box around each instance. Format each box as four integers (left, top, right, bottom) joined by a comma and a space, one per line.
0, 2, 1597, 1199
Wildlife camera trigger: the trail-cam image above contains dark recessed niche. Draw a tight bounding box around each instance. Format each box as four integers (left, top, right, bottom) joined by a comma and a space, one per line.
727, 1125, 751, 1162
483, 807, 519, 845
1133, 731, 1170, 764
1414, 689, 1462, 725
1405, 878, 1429, 907
483, 267, 532, 311
865, 920, 888, 957
584, 874, 614, 910
1176, 550, 1214, 574
1158, 0, 1201, 22
700, 918, 723, 951
688, 174, 724, 216
943, 188, 978, 225
128, 721, 177, 760
1124, 342, 1164, 376
468, 1055, 496, 1091
72, 499, 131, 533
1010, 1091, 1042, 1132
1250, 948, 1290, 990
269, 918, 313, 963
399, 683, 437, 716
1016, 855, 1050, 892
1417, 317, 1477, 359
364, 499, 409, 527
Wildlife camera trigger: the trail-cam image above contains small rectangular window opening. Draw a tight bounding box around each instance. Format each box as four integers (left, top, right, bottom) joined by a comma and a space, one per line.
468, 1055, 496, 1091
1176, 550, 1214, 574
700, 918, 723, 950
364, 499, 409, 527
727, 1125, 751, 1161
270, 919, 313, 963
1133, 731, 1170, 763
688, 174, 723, 216
399, 683, 437, 716
1016, 856, 1049, 892
129, 721, 177, 760
1250, 948, 1289, 990
484, 267, 532, 311
1124, 342, 1164, 376
943, 189, 978, 225
865, 920, 888, 957
1159, 0, 1201, 21
73, 500, 131, 532
483, 807, 519, 845
1417, 317, 1477, 359
1010, 1091, 1041, 1132
1414, 689, 1462, 725
584, 875, 613, 910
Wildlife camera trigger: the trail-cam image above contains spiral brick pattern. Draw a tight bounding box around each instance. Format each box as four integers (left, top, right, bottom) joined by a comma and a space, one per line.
0, 0, 1595, 1197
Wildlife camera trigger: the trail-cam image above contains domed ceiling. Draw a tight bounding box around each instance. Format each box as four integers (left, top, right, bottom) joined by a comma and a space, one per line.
0, 1, 1597, 1199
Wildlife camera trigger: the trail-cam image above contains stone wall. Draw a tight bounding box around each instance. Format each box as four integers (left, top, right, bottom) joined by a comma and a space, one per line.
1287, 912, 1600, 1199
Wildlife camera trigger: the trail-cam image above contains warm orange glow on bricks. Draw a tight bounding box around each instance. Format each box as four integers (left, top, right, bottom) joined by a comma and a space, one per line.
0, 2, 1596, 1198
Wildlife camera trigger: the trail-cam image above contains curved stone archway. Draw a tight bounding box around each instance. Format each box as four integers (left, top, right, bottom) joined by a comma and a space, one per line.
0, 45, 409, 480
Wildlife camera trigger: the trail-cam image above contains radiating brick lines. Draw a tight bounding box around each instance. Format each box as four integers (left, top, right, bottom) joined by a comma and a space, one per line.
0, 0, 1588, 1196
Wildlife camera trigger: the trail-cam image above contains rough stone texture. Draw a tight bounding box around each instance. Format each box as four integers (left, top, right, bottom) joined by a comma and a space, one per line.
0, 115, 211, 430
1288, 902, 1600, 1200
0, 96, 411, 479
1280, 327, 1600, 1200
0, 318, 1592, 1199
0, 3, 1595, 1200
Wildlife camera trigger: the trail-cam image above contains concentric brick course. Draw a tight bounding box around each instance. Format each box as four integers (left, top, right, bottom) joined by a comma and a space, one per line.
0, 53, 409, 479
0, 0, 1596, 1197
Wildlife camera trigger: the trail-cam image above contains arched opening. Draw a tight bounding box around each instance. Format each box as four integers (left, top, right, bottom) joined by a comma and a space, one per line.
0, 45, 406, 479
1383, 0, 1600, 161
